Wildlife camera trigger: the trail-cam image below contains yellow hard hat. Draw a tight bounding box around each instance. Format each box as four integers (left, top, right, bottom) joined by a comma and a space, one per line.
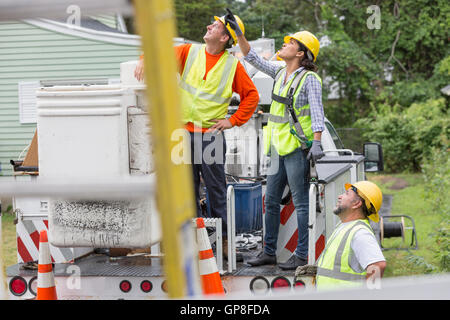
214, 14, 245, 45
345, 181, 383, 223
284, 31, 320, 62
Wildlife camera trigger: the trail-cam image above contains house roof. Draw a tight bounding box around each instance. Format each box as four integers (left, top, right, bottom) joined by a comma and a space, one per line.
23, 18, 193, 47
58, 17, 126, 34
23, 18, 141, 46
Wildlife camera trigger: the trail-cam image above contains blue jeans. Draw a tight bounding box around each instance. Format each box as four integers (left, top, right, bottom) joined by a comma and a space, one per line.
264, 148, 310, 259
189, 131, 228, 236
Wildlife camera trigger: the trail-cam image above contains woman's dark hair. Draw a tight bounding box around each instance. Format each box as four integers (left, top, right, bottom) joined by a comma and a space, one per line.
297, 41, 318, 72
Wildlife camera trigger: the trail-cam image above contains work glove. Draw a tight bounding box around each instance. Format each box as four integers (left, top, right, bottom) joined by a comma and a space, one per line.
224, 8, 243, 37
307, 140, 325, 162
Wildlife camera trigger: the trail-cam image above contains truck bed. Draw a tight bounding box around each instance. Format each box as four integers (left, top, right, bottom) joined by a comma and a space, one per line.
231, 245, 296, 277
6, 244, 295, 279
7, 253, 164, 278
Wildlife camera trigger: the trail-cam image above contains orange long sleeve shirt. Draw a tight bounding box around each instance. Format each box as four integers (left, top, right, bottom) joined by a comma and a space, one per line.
142, 44, 259, 133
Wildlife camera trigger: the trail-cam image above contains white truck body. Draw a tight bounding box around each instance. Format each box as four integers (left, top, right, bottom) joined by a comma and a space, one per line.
6, 57, 379, 300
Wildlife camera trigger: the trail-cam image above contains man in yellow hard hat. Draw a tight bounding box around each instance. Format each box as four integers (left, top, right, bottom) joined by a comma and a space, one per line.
135, 11, 259, 261
229, 9, 325, 270
315, 181, 386, 290
214, 9, 246, 47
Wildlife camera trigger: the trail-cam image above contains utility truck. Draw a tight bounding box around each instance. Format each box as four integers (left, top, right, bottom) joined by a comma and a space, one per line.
6, 40, 401, 300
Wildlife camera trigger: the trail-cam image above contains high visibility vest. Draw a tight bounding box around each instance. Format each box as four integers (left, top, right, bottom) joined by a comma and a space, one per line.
263, 68, 321, 156
315, 219, 374, 289
179, 44, 238, 128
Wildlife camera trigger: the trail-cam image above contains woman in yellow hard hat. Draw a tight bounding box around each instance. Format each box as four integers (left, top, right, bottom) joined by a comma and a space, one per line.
282, 31, 320, 70
228, 8, 326, 270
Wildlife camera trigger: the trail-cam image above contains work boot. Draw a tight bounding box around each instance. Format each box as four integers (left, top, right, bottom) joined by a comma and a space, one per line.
278, 254, 307, 270
246, 251, 276, 266
223, 239, 243, 262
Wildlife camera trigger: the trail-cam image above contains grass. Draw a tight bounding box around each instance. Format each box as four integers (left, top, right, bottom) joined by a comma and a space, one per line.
368, 173, 447, 277
1, 208, 17, 269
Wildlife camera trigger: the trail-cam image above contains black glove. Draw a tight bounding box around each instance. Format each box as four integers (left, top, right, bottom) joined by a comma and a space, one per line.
224, 8, 243, 37
307, 140, 325, 162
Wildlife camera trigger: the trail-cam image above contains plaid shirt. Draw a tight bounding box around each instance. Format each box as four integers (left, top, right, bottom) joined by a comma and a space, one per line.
245, 48, 325, 133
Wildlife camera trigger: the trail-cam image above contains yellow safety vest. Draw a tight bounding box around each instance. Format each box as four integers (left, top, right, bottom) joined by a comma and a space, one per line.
263, 69, 321, 156
179, 44, 238, 128
315, 219, 374, 289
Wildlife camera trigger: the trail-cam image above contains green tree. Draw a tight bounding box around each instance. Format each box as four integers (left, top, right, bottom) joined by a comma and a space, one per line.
356, 97, 449, 172
319, 1, 449, 124
174, 0, 227, 42
171, 0, 449, 173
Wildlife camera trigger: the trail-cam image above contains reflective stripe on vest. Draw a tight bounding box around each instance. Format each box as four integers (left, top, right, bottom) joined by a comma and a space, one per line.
179, 44, 238, 128
268, 108, 311, 123
263, 68, 321, 156
316, 220, 374, 288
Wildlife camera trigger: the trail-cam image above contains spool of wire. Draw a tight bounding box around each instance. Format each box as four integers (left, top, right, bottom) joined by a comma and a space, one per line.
380, 216, 405, 242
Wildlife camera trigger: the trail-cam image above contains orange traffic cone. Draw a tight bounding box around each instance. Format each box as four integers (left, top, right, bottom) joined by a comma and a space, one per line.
196, 218, 224, 295
36, 230, 57, 300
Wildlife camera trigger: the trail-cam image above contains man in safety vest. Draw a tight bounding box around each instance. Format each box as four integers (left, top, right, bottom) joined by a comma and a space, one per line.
135, 13, 259, 260
315, 181, 386, 290
229, 11, 325, 269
